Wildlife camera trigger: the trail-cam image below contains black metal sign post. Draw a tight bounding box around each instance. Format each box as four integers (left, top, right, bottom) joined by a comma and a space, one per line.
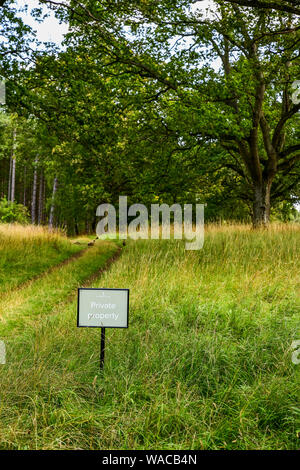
77, 288, 129, 371
100, 327, 106, 370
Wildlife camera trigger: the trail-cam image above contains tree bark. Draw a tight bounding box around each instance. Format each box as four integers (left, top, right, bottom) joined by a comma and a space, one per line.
31, 157, 38, 224
252, 179, 272, 227
38, 170, 44, 225
23, 166, 26, 206
49, 176, 58, 230
7, 156, 11, 201
74, 217, 79, 236
10, 156, 16, 203
85, 218, 91, 234
9, 128, 17, 203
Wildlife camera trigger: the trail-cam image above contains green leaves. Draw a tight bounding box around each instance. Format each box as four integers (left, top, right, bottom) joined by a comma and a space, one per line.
0, 197, 29, 224
1, 0, 299, 226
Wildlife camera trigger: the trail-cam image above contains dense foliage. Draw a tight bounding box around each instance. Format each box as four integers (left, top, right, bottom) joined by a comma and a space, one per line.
0, 197, 29, 223
0, 1, 299, 232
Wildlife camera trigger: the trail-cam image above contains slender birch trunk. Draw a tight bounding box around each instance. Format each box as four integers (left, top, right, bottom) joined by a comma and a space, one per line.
7, 157, 11, 201
10, 128, 17, 203
38, 170, 44, 225
31, 157, 38, 224
49, 176, 58, 230
11, 158, 16, 203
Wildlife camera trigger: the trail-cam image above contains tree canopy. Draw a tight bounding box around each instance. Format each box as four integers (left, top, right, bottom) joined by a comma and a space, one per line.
0, 0, 299, 231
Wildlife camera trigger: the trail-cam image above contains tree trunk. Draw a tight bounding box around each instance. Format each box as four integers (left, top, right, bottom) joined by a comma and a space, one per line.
85, 218, 90, 234
23, 166, 26, 206
11, 157, 16, 203
38, 171, 44, 225
10, 128, 17, 203
31, 157, 38, 224
74, 218, 79, 236
7, 156, 12, 201
49, 176, 58, 230
42, 177, 46, 223
252, 179, 272, 227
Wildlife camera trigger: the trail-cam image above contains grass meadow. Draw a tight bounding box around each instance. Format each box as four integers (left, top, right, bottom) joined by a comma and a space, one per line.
0, 223, 299, 449
0, 224, 85, 292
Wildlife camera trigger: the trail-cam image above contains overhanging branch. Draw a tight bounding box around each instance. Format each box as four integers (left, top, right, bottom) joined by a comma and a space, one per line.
221, 0, 300, 16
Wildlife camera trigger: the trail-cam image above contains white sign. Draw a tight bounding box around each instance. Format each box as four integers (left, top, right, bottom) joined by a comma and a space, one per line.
0, 81, 5, 105
77, 288, 129, 328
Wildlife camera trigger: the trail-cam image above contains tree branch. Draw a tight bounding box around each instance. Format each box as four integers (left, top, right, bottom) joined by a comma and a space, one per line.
222, 0, 300, 16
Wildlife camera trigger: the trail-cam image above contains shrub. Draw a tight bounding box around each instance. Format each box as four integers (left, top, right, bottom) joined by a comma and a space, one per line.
0, 197, 29, 224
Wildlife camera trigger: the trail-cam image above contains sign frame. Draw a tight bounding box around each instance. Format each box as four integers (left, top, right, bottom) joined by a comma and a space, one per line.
77, 287, 129, 329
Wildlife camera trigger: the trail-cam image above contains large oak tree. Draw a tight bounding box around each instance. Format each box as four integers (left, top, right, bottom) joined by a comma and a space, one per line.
37, 0, 299, 226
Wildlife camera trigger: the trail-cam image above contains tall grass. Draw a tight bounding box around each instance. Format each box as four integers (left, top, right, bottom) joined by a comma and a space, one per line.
0, 224, 84, 292
0, 224, 299, 449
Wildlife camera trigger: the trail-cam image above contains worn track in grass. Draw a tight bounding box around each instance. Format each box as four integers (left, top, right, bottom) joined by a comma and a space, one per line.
0, 245, 88, 300
0, 240, 123, 332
